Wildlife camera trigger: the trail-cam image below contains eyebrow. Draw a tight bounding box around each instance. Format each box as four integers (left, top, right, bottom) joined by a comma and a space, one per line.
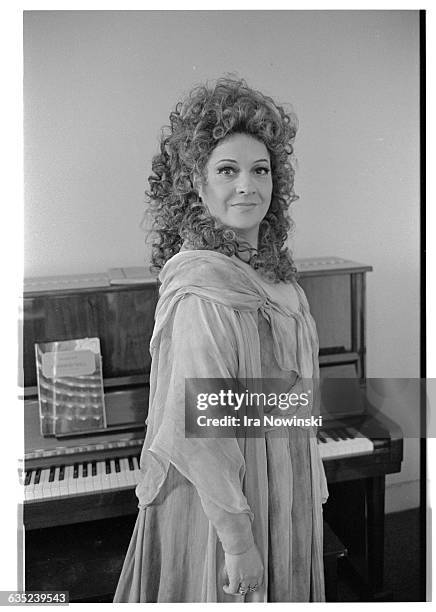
215, 158, 270, 165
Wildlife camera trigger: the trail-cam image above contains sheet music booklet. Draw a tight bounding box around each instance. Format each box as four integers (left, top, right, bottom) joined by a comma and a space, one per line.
34, 337, 107, 437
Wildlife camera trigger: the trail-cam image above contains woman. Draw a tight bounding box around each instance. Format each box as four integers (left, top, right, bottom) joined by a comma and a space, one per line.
114, 77, 328, 603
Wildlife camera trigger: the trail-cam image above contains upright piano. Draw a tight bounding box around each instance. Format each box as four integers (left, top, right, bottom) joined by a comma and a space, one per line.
22, 257, 403, 601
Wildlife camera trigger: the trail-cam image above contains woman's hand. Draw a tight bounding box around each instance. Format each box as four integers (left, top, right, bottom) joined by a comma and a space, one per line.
223, 543, 263, 596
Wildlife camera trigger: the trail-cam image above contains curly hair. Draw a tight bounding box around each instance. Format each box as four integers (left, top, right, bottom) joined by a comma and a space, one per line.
146, 77, 299, 282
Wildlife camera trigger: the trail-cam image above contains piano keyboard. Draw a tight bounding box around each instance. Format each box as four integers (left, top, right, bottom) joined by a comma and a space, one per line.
24, 455, 141, 502
317, 426, 374, 460
22, 428, 374, 503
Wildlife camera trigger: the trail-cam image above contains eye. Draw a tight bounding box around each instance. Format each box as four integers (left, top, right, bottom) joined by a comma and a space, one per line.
217, 166, 237, 176
254, 166, 270, 176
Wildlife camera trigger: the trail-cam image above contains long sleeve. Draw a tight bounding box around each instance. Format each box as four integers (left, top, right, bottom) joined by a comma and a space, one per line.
137, 294, 256, 554
200, 495, 255, 554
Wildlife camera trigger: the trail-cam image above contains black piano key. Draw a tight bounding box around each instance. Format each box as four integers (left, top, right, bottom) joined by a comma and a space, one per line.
318, 431, 327, 443
105, 459, 111, 474
82, 463, 88, 478
128, 456, 134, 471
24, 470, 32, 486
114, 458, 121, 473
339, 428, 351, 440
333, 429, 346, 440
34, 469, 41, 485
48, 466, 56, 482
91, 461, 97, 476
328, 430, 339, 441
344, 427, 356, 439
73, 463, 79, 479
59, 465, 65, 481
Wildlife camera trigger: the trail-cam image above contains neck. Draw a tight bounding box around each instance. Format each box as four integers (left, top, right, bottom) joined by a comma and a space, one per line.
236, 227, 259, 250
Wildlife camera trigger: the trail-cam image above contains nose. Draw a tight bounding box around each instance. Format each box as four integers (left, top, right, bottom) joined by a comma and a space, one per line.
235, 172, 255, 195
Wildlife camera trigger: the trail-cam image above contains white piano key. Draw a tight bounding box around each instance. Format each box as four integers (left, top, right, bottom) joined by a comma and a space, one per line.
24, 487, 35, 502
108, 459, 120, 489
127, 456, 137, 487
50, 466, 61, 497
71, 463, 81, 494
132, 456, 141, 484
355, 437, 374, 454
120, 457, 135, 487
94, 461, 103, 491
58, 466, 69, 497
64, 465, 77, 495
74, 463, 86, 494
50, 466, 60, 497
317, 436, 332, 459
90, 461, 100, 492
24, 470, 35, 501
57, 465, 68, 497
102, 460, 113, 491
119, 458, 134, 489
325, 431, 350, 456
343, 428, 374, 454
335, 429, 362, 455
32, 469, 44, 500
112, 458, 125, 488
326, 433, 348, 458
41, 467, 54, 498
82, 463, 94, 493
98, 460, 112, 491
117, 458, 128, 486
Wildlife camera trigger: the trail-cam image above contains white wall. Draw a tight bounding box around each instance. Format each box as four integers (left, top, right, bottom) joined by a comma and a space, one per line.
24, 10, 421, 511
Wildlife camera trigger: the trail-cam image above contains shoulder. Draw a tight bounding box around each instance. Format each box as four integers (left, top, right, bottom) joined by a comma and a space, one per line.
159, 294, 240, 374
293, 281, 311, 312
162, 249, 241, 286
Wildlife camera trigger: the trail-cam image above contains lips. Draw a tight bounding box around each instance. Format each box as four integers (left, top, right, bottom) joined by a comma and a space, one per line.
231, 202, 257, 207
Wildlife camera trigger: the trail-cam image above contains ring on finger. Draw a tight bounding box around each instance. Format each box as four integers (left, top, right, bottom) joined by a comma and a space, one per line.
248, 584, 258, 592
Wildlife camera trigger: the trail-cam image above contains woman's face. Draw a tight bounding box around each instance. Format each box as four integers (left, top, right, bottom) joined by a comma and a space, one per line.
196, 133, 273, 248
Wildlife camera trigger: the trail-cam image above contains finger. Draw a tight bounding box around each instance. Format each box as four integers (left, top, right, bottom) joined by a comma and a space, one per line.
244, 575, 262, 592
221, 565, 228, 583
253, 573, 264, 587
222, 577, 242, 595
247, 581, 261, 592
223, 584, 244, 595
